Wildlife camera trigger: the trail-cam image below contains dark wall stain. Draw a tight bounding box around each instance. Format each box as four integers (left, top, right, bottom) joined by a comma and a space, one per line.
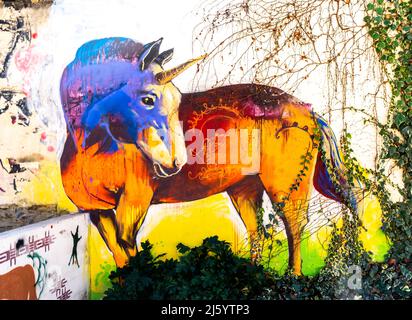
0, 90, 31, 125
16, 238, 25, 249
0, 16, 30, 78
2, 0, 54, 10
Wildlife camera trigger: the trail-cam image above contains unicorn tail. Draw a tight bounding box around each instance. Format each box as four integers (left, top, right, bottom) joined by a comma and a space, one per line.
312, 113, 362, 212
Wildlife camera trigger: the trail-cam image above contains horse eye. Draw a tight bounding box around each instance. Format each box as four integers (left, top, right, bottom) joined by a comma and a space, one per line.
141, 96, 155, 106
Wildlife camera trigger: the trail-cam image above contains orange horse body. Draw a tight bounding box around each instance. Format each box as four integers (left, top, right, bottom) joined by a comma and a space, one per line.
61, 83, 351, 274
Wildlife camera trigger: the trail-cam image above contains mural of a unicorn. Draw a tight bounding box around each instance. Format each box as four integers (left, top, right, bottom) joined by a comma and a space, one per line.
59, 37, 362, 275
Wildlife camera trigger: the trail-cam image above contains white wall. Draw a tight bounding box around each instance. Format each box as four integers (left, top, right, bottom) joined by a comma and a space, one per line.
0, 213, 89, 300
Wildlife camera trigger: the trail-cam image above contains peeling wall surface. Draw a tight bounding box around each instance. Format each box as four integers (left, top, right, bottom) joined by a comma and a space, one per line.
0, 213, 89, 300
0, 0, 392, 300
0, 0, 70, 210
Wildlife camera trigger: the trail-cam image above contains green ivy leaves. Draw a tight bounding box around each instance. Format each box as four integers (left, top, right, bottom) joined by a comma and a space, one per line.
361, 0, 412, 299
103, 237, 271, 300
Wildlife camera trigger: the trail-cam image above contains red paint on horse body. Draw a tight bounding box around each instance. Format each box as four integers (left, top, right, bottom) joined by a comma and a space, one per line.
152, 84, 313, 203
179, 84, 310, 121
62, 84, 315, 207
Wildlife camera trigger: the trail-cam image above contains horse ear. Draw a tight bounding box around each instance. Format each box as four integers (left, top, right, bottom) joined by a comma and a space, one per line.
155, 48, 174, 66
139, 38, 163, 70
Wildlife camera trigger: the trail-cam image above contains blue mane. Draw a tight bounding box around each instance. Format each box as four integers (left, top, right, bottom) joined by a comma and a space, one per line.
72, 37, 143, 67
60, 37, 167, 156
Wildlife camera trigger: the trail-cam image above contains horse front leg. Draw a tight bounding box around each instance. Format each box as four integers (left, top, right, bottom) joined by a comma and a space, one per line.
114, 184, 154, 266
90, 186, 153, 268
90, 209, 131, 267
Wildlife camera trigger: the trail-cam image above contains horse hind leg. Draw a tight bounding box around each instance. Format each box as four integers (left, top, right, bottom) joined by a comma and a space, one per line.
260, 182, 312, 275
260, 126, 317, 275
226, 176, 265, 261
281, 196, 310, 275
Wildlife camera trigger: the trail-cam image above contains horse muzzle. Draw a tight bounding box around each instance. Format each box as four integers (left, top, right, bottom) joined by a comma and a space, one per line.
153, 160, 182, 178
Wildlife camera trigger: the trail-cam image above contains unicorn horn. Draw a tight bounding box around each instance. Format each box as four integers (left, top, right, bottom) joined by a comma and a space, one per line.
155, 54, 207, 84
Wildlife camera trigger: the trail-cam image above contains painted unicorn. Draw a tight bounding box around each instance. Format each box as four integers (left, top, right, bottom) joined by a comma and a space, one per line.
60, 37, 361, 275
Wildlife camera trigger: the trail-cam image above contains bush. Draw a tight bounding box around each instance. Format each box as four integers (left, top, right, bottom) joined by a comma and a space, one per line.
258, 272, 323, 300
103, 236, 272, 300
103, 235, 412, 300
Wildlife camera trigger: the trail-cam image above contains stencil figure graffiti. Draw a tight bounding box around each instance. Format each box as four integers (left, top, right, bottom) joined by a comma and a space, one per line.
68, 225, 82, 267
60, 37, 362, 275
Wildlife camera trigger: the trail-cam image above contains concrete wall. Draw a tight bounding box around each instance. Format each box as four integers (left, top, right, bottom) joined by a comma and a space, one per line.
0, 213, 89, 300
